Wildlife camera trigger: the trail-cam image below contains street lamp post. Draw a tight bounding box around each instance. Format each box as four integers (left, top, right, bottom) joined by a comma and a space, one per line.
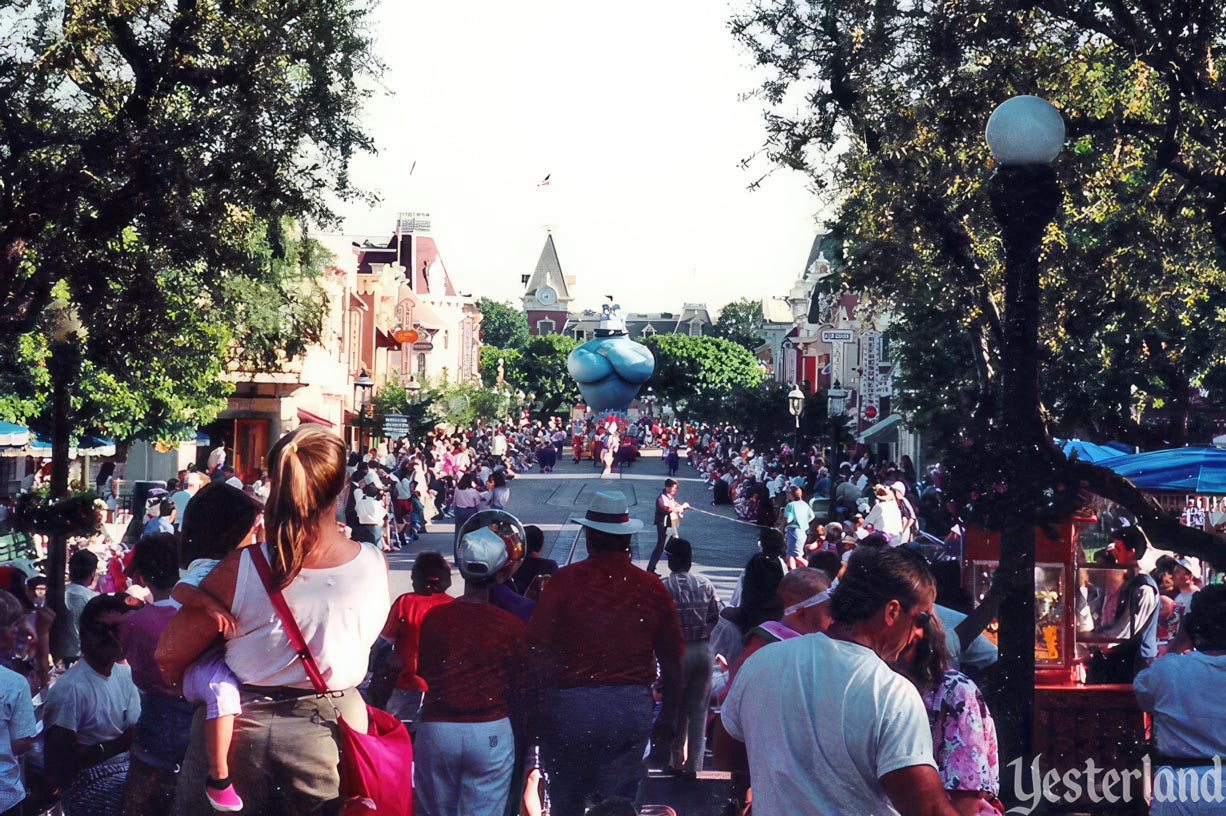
827, 384, 847, 463
985, 94, 1065, 789
787, 385, 805, 451
353, 370, 374, 452
405, 377, 422, 438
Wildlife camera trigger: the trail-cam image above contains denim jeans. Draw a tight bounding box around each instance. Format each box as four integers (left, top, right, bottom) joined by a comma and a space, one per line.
670, 640, 713, 773
414, 718, 514, 816
537, 685, 654, 816
131, 691, 195, 770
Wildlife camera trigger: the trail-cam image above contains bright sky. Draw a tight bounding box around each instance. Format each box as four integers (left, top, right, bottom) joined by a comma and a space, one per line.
330, 0, 827, 315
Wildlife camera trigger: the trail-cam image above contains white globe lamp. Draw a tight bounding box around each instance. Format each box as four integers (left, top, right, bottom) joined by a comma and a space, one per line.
985, 96, 1065, 166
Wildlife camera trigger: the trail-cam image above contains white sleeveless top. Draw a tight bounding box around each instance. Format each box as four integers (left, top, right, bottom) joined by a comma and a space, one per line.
226, 542, 390, 690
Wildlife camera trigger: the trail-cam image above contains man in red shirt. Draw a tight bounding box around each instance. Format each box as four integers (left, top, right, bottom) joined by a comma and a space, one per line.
524, 492, 684, 816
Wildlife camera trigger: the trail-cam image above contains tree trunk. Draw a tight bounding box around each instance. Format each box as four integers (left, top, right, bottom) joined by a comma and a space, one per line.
47, 341, 76, 661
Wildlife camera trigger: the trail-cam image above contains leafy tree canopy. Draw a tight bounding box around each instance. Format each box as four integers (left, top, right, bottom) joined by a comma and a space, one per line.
731, 0, 1226, 449
710, 297, 766, 352
477, 298, 530, 350
479, 335, 580, 418
0, 222, 334, 443
643, 334, 765, 419
0, 0, 378, 441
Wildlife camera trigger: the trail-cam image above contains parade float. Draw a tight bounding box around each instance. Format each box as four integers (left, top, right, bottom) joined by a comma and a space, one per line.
566, 304, 655, 414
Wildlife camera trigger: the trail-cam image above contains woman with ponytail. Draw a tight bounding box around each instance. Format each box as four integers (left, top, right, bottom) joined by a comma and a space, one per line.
157, 425, 390, 815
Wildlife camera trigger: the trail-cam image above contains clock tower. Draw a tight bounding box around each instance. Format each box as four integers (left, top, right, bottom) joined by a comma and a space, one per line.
522, 232, 573, 335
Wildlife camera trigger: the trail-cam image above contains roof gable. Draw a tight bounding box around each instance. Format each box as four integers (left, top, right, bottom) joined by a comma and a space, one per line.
524, 234, 571, 301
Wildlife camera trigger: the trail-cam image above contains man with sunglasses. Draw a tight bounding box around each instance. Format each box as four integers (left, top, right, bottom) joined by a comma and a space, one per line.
722, 546, 961, 816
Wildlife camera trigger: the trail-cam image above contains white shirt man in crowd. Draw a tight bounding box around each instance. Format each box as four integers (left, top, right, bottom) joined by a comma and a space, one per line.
59, 550, 100, 664
722, 546, 960, 816
44, 594, 141, 811
490, 430, 508, 457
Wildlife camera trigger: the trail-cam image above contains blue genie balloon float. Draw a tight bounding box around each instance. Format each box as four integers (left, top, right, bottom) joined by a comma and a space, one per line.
567, 304, 655, 412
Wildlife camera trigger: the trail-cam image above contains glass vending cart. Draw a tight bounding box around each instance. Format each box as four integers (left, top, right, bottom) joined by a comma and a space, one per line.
963, 520, 1149, 813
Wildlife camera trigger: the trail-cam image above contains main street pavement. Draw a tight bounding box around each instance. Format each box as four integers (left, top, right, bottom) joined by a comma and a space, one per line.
384, 448, 746, 814
386, 448, 762, 601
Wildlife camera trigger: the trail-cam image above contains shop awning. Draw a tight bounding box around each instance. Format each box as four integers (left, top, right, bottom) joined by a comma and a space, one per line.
855, 412, 902, 445
0, 422, 29, 447
297, 408, 335, 428
375, 327, 401, 350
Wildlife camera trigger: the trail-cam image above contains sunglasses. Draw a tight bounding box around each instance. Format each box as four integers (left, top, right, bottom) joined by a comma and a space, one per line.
912, 610, 932, 629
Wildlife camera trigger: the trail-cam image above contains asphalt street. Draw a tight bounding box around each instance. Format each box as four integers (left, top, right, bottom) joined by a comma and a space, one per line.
387, 448, 762, 602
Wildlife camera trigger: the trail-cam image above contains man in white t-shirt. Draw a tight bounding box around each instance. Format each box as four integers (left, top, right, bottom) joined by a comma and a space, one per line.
44, 595, 141, 795
722, 546, 959, 816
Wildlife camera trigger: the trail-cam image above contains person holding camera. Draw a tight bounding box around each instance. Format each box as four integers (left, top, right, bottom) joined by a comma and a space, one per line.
1135, 584, 1226, 815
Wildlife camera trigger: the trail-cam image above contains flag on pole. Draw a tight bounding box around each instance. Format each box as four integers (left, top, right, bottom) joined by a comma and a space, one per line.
538, 174, 551, 187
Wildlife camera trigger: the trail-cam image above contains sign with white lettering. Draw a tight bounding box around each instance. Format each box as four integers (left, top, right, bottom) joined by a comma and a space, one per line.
382, 414, 410, 439
860, 330, 883, 421
821, 329, 854, 343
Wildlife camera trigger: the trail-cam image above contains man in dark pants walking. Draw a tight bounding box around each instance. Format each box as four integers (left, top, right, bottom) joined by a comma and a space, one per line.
647, 479, 689, 575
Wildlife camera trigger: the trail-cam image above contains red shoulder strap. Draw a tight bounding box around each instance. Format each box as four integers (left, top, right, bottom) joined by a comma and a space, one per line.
248, 545, 332, 696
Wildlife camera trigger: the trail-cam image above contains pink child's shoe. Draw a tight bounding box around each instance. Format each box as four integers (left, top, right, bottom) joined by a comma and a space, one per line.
206, 782, 244, 812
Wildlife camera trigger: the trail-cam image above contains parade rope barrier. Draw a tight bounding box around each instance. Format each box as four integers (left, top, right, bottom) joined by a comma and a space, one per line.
683, 506, 775, 528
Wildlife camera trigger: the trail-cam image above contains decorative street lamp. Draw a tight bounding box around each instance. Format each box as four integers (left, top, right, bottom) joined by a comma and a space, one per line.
827, 383, 848, 461
787, 385, 805, 450
985, 94, 1065, 785
354, 370, 374, 451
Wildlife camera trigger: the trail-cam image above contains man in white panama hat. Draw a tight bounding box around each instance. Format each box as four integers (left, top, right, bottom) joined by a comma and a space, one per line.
523, 491, 684, 816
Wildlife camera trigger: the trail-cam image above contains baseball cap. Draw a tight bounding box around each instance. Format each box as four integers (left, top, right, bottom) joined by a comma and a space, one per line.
455, 528, 508, 580
1174, 556, 1201, 574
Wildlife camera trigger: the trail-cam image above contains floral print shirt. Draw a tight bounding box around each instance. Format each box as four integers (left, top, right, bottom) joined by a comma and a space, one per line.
922, 670, 999, 795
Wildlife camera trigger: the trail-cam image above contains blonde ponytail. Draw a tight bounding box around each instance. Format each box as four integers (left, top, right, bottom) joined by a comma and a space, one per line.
264, 425, 347, 589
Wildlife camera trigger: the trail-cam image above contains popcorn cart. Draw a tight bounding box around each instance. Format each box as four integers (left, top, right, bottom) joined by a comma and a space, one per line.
964, 515, 1150, 813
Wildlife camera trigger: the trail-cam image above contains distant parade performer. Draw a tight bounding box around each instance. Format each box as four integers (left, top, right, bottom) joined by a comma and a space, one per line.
647, 479, 690, 575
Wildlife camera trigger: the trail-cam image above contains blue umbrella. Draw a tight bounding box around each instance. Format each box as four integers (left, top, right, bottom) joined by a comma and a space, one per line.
77, 436, 116, 457
29, 433, 114, 455
0, 422, 29, 447
1100, 447, 1226, 495
1060, 439, 1125, 464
